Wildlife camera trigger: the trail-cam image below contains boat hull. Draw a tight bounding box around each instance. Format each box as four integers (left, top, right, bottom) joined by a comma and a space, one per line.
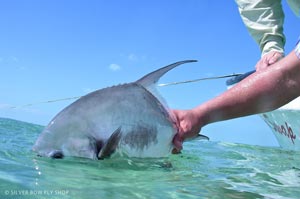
260, 97, 300, 151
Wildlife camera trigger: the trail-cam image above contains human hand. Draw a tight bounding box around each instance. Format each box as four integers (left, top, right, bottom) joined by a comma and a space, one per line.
171, 109, 202, 153
255, 51, 284, 71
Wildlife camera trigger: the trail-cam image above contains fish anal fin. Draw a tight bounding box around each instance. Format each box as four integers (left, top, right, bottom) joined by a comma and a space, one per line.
49, 150, 64, 159
98, 127, 122, 160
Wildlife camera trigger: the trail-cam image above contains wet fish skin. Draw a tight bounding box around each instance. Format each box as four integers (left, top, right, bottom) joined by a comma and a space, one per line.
33, 60, 198, 159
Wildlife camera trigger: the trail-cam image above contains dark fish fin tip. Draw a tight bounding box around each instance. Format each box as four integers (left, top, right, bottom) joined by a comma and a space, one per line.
185, 134, 210, 142
136, 60, 197, 88
49, 150, 64, 159
198, 134, 209, 141
98, 127, 122, 160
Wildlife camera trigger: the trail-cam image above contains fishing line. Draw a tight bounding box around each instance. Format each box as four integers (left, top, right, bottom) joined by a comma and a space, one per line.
9, 96, 81, 109
157, 73, 243, 87
8, 73, 245, 108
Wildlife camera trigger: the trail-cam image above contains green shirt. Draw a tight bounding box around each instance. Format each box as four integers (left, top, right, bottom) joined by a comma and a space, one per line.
235, 0, 300, 57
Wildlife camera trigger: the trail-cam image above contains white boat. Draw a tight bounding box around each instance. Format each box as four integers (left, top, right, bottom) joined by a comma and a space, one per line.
260, 97, 300, 151
226, 72, 300, 151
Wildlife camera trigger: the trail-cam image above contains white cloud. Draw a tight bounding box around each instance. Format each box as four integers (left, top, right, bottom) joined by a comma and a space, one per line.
128, 53, 138, 61
119, 53, 147, 62
109, 63, 121, 71
0, 56, 26, 71
0, 103, 13, 109
128, 53, 147, 62
0, 56, 19, 64
9, 56, 19, 63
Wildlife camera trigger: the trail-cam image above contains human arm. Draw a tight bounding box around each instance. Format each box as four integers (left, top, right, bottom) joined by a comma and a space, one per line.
172, 48, 300, 151
235, 0, 285, 70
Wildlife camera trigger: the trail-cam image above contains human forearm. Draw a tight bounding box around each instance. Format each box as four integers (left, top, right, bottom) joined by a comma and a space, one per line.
194, 51, 300, 126
171, 46, 300, 152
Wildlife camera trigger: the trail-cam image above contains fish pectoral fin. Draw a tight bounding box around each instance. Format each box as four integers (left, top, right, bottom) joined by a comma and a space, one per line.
185, 134, 210, 142
98, 127, 122, 160
198, 134, 209, 141
49, 150, 64, 159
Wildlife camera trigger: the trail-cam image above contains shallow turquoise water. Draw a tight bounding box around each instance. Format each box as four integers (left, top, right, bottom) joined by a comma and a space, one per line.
0, 117, 299, 199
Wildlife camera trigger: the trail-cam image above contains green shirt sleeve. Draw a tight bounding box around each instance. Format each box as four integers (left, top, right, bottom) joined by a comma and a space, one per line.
235, 0, 286, 57
287, 0, 300, 16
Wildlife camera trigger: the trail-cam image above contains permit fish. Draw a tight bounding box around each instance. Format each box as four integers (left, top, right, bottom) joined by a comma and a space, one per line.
33, 60, 209, 159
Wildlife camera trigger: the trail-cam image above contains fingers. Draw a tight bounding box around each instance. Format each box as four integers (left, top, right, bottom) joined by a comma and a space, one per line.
269, 52, 283, 65
171, 109, 185, 153
171, 109, 203, 153
255, 59, 268, 71
256, 51, 284, 71
172, 133, 183, 153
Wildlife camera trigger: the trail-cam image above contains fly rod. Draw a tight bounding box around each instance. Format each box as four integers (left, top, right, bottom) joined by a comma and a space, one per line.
158, 73, 243, 87
10, 72, 251, 108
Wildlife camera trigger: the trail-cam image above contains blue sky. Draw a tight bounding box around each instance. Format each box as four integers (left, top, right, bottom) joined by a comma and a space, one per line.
0, 0, 299, 147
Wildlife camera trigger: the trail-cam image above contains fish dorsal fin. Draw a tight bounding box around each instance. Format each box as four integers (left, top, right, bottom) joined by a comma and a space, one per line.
135, 60, 197, 116
98, 127, 122, 160
136, 60, 197, 88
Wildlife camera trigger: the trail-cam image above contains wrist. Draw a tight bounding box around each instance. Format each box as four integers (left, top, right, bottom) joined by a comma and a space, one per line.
191, 105, 209, 127
262, 40, 285, 57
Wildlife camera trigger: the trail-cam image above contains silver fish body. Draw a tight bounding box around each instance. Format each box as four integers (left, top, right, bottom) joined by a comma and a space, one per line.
33, 60, 197, 159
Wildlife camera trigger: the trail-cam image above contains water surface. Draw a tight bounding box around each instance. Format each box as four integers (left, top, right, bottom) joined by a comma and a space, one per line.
0, 118, 299, 199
